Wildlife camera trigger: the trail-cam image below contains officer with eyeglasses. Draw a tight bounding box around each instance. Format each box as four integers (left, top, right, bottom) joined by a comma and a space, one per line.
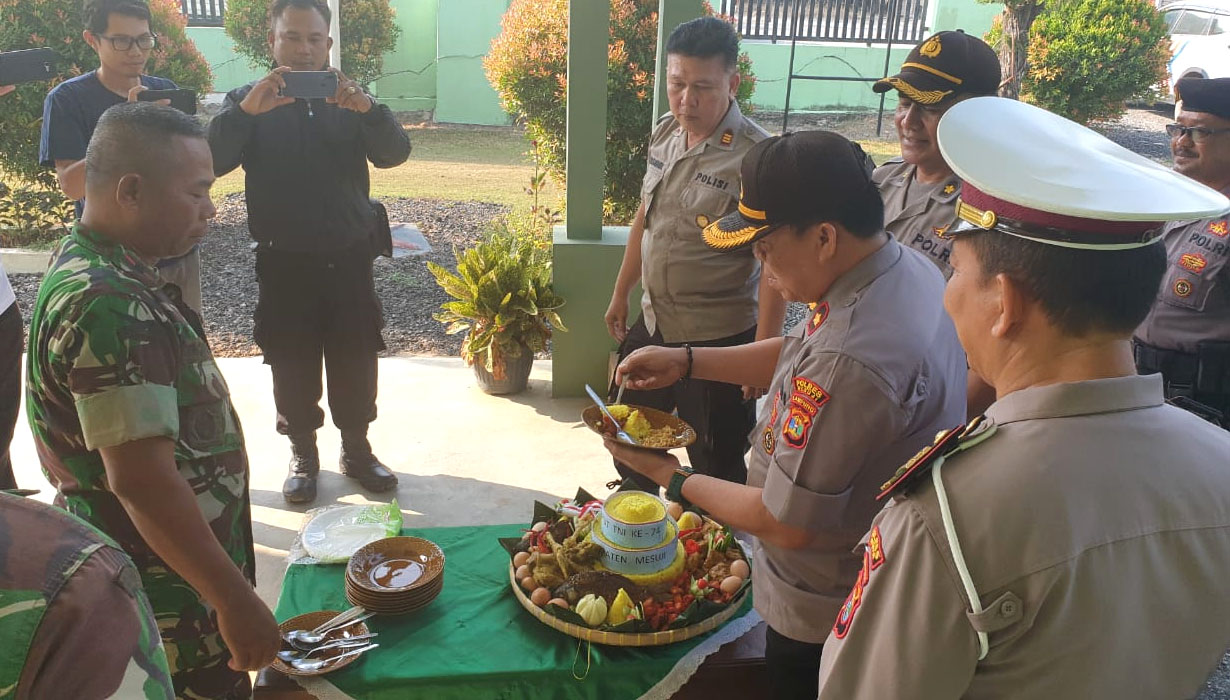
1134, 77, 1230, 428
40, 0, 205, 316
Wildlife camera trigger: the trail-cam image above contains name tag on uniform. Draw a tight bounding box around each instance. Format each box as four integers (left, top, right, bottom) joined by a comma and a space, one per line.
691, 171, 731, 193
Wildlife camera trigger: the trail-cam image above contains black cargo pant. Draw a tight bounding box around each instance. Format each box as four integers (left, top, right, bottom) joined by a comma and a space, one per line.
0, 302, 21, 490
766, 625, 824, 700
254, 243, 385, 437
609, 316, 756, 487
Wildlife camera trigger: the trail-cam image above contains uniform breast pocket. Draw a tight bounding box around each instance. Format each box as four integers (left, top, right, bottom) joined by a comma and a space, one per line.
176, 357, 237, 455
642, 166, 665, 198
678, 184, 734, 225
1162, 245, 1227, 311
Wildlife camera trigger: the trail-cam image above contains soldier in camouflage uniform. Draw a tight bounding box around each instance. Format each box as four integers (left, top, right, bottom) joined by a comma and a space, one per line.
0, 491, 174, 699
24, 102, 279, 699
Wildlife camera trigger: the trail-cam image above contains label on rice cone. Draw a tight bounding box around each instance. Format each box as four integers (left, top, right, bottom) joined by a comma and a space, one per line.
600, 492, 669, 549
591, 519, 679, 576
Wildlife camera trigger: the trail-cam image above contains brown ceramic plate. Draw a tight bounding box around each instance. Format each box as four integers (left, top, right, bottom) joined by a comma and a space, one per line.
582, 404, 697, 450
344, 577, 443, 614
344, 575, 443, 607
273, 611, 372, 677
347, 537, 445, 594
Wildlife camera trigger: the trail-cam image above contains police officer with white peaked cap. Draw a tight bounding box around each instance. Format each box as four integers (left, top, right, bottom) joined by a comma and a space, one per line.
817, 96, 1230, 699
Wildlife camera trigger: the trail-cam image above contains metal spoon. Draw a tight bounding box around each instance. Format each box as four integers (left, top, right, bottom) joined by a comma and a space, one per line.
615, 378, 626, 405
284, 611, 375, 650
277, 633, 378, 662
288, 643, 379, 672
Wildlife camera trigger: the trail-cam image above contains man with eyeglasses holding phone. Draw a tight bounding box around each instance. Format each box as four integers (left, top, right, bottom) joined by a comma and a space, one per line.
39, 0, 204, 315
1134, 77, 1230, 427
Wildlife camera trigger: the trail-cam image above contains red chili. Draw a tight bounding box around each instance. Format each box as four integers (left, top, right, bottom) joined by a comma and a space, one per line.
696, 578, 708, 590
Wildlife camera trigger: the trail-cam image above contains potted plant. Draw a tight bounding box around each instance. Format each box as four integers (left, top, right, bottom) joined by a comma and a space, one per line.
428, 222, 566, 395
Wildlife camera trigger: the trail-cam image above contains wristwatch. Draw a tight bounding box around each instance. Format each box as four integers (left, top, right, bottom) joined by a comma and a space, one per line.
666, 466, 695, 507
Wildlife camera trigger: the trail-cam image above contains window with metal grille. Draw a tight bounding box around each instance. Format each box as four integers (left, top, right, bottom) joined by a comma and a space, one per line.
720, 0, 930, 44
181, 0, 226, 27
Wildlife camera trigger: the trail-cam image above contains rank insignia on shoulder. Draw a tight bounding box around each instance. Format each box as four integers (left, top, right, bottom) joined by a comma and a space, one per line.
933, 225, 951, 239
696, 214, 711, 228
805, 302, 829, 337
720, 129, 734, 146
876, 415, 995, 501
942, 183, 957, 196
1208, 220, 1228, 238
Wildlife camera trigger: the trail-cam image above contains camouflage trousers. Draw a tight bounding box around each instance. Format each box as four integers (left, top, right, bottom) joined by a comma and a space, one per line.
141, 566, 251, 700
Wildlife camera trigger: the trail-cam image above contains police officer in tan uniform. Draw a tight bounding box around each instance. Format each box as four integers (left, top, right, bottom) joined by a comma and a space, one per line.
817, 97, 1230, 699
1135, 77, 1230, 426
871, 30, 1000, 279
605, 17, 785, 487
606, 131, 967, 699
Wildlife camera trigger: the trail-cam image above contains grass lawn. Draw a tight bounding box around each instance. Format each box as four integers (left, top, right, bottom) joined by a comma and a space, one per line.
211, 123, 561, 208
209, 123, 899, 208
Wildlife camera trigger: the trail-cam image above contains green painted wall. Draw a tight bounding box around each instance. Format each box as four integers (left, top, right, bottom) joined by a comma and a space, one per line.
434, 0, 511, 125
371, 0, 438, 113
186, 27, 264, 93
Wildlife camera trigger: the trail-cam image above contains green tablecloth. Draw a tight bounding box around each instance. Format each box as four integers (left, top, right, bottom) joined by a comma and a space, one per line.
274, 524, 755, 700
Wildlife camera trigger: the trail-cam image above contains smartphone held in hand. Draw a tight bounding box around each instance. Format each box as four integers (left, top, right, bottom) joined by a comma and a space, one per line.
0, 48, 57, 86
137, 88, 198, 115
280, 71, 338, 100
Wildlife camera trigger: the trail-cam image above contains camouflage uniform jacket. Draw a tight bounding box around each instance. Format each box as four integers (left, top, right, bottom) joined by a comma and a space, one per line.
24, 225, 255, 698
0, 491, 173, 699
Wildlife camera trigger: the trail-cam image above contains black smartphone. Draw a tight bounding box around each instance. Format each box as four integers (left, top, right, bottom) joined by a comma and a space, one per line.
137, 88, 198, 115
0, 48, 57, 85
280, 71, 338, 99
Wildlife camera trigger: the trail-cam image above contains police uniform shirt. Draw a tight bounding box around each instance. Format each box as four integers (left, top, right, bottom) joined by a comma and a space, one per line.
873, 158, 962, 278
640, 101, 770, 343
817, 374, 1230, 699
746, 238, 967, 644
1135, 213, 1230, 353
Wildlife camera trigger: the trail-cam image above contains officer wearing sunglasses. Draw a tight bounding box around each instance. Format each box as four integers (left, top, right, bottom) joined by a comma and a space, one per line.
1135, 77, 1230, 428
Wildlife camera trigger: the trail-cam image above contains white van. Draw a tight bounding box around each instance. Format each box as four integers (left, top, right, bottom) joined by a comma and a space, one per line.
1160, 1, 1230, 100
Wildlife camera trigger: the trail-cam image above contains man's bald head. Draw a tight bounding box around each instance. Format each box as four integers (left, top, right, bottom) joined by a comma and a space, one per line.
85, 101, 206, 190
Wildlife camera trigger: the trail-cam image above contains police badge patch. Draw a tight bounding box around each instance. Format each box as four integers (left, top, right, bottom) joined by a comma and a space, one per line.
1179, 252, 1207, 274
1174, 278, 1193, 298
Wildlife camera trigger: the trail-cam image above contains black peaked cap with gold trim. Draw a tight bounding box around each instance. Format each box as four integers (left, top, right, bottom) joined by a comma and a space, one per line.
703, 131, 876, 251
874, 30, 1001, 105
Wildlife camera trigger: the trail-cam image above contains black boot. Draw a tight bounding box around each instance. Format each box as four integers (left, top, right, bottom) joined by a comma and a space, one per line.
282, 432, 320, 504
339, 430, 398, 493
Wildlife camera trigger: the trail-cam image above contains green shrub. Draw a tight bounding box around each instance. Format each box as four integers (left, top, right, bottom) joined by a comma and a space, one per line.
485, 0, 756, 224
0, 182, 74, 248
224, 0, 400, 86
428, 222, 566, 378
1015, 0, 1170, 123
0, 0, 212, 189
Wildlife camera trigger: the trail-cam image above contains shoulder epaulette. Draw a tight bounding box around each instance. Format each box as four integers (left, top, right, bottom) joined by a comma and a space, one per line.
876, 415, 996, 500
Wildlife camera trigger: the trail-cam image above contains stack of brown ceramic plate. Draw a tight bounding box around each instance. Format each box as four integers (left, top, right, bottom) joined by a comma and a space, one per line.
345, 536, 445, 614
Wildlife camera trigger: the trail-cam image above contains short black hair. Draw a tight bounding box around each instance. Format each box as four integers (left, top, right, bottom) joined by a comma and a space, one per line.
963, 231, 1166, 336
83, 0, 151, 37
86, 102, 206, 184
666, 17, 739, 70
270, 0, 331, 28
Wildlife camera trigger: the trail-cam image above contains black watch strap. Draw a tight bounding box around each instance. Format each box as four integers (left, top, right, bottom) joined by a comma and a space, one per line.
666, 467, 695, 507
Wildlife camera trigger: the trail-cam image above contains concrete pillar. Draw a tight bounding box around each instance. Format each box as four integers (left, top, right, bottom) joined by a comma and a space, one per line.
652, 0, 706, 121
564, 0, 609, 241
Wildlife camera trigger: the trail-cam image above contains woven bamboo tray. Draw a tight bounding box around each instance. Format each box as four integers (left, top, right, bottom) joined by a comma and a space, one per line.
509, 564, 748, 647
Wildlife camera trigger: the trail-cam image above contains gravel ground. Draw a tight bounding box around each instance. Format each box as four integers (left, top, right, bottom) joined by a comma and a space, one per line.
13, 194, 507, 359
